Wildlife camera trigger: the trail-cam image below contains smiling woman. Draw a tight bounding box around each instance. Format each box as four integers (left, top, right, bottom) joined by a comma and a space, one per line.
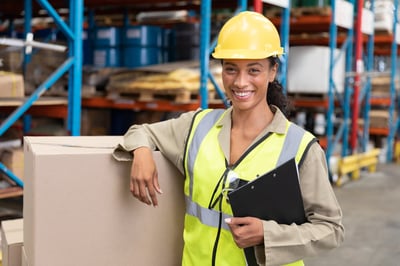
113, 11, 344, 266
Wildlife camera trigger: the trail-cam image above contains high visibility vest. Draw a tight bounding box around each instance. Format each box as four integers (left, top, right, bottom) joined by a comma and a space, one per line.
182, 109, 316, 266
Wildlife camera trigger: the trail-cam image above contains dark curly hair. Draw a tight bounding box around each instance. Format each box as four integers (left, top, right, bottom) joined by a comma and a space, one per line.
267, 57, 293, 117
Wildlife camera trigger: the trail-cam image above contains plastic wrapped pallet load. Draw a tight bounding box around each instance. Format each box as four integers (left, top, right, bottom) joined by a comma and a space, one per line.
287, 46, 346, 94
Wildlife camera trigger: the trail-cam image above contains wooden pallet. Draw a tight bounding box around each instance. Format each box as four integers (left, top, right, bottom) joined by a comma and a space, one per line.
265, 6, 331, 18
0, 187, 23, 199
287, 92, 329, 100
291, 6, 332, 17
109, 89, 218, 103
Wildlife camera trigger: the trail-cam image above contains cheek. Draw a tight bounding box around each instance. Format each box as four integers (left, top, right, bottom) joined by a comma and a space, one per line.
222, 74, 233, 87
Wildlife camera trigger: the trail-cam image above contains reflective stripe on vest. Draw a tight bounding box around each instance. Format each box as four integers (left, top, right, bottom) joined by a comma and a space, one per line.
277, 123, 306, 166
185, 195, 231, 231
186, 109, 225, 197
185, 109, 310, 229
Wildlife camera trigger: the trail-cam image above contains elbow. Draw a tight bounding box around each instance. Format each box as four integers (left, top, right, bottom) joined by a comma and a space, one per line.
334, 223, 345, 248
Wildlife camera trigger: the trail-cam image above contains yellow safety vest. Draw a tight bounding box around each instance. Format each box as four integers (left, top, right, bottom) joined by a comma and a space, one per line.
182, 109, 316, 266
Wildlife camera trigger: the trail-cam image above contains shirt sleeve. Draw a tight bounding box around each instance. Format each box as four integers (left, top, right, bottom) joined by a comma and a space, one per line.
112, 110, 197, 174
254, 142, 345, 266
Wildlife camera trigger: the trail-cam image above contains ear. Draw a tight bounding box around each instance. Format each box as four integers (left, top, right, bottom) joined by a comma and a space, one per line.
268, 63, 278, 82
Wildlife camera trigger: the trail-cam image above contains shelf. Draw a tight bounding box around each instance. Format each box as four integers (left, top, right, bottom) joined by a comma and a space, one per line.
82, 96, 225, 112
271, 15, 333, 34
0, 97, 68, 119
369, 127, 389, 136
370, 97, 392, 106
290, 98, 329, 109
0, 187, 23, 199
373, 34, 400, 55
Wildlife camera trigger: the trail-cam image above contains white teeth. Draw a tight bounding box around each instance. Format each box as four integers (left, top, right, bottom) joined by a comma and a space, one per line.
234, 91, 251, 97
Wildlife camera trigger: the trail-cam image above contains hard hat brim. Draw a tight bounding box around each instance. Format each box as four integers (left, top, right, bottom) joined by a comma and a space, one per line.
212, 48, 284, 59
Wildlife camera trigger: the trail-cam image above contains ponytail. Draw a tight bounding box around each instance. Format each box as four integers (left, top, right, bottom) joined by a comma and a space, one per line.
266, 57, 293, 117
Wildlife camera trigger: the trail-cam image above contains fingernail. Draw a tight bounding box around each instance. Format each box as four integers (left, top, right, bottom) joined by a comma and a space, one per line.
225, 218, 231, 224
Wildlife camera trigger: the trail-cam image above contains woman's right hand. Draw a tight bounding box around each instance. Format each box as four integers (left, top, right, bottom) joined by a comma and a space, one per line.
130, 147, 163, 206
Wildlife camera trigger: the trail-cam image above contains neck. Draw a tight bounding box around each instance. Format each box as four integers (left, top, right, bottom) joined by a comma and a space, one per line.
231, 105, 274, 133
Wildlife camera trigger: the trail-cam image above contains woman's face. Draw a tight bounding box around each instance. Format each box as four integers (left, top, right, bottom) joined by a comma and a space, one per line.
221, 58, 277, 112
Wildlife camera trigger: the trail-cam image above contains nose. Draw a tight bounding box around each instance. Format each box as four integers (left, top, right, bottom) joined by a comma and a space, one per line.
233, 71, 249, 88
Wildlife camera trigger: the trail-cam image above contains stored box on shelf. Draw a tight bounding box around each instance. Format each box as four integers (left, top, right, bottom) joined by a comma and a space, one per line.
0, 148, 24, 182
0, 72, 24, 98
287, 46, 346, 94
369, 109, 397, 128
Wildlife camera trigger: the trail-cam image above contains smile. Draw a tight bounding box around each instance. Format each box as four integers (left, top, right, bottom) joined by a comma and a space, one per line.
233, 90, 253, 99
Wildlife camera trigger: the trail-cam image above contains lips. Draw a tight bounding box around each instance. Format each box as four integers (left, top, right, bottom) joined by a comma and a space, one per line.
233, 90, 253, 99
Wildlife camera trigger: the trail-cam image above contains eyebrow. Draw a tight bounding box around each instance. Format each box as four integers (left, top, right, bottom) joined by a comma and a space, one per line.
223, 62, 264, 68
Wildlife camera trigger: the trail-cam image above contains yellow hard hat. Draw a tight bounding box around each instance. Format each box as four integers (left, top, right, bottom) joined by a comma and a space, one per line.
212, 11, 284, 59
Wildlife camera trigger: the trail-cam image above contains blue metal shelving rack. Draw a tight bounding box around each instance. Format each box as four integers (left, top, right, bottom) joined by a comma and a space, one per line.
359, 1, 375, 153
0, 0, 83, 187
387, 0, 399, 161
326, 0, 355, 166
199, 0, 291, 109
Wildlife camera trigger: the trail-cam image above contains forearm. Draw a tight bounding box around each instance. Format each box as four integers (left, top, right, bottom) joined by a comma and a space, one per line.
113, 110, 197, 173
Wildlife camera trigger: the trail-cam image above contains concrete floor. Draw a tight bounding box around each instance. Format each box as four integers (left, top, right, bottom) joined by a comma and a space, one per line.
304, 162, 400, 266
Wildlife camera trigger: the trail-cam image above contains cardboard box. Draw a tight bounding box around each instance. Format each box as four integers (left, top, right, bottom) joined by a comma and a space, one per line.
1, 219, 23, 232
1, 219, 24, 266
0, 72, 24, 98
287, 46, 346, 94
20, 246, 28, 266
23, 136, 185, 266
0, 148, 24, 182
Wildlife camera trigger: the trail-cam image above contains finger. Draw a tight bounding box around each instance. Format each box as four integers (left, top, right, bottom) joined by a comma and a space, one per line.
146, 183, 158, 207
130, 177, 135, 196
226, 217, 248, 227
132, 179, 140, 199
153, 172, 163, 194
138, 181, 152, 205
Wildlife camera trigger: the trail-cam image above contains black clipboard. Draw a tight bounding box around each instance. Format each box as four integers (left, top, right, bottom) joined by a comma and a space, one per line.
227, 158, 307, 265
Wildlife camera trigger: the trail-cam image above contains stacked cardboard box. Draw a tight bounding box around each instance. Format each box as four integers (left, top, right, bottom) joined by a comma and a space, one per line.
1, 218, 23, 266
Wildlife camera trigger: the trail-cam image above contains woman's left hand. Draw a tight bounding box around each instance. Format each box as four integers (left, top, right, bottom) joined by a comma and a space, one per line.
225, 217, 264, 248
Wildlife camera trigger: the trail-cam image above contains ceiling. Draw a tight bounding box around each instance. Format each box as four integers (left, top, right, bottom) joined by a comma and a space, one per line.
1, 1, 255, 19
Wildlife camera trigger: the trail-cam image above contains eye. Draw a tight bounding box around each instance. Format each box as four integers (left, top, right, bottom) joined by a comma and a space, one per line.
248, 68, 261, 75
223, 66, 237, 74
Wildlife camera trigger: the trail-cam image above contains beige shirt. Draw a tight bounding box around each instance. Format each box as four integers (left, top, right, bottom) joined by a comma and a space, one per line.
113, 106, 344, 266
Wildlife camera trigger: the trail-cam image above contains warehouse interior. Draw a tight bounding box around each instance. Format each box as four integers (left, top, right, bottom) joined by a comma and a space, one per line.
0, 0, 399, 265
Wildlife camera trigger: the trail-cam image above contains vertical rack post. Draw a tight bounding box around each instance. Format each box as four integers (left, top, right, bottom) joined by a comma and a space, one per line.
387, 0, 399, 161
326, 0, 355, 171
279, 2, 290, 93
68, 0, 83, 135
351, 0, 364, 151
199, 0, 212, 109
326, 0, 338, 162
360, 0, 375, 152
342, 0, 355, 158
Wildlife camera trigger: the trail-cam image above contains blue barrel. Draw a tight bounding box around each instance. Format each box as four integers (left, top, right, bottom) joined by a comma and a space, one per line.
162, 28, 174, 63
122, 25, 163, 68
82, 29, 94, 65
93, 27, 121, 67
170, 23, 200, 61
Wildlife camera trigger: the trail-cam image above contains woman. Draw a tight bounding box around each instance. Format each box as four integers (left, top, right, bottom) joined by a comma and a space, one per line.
113, 11, 344, 266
